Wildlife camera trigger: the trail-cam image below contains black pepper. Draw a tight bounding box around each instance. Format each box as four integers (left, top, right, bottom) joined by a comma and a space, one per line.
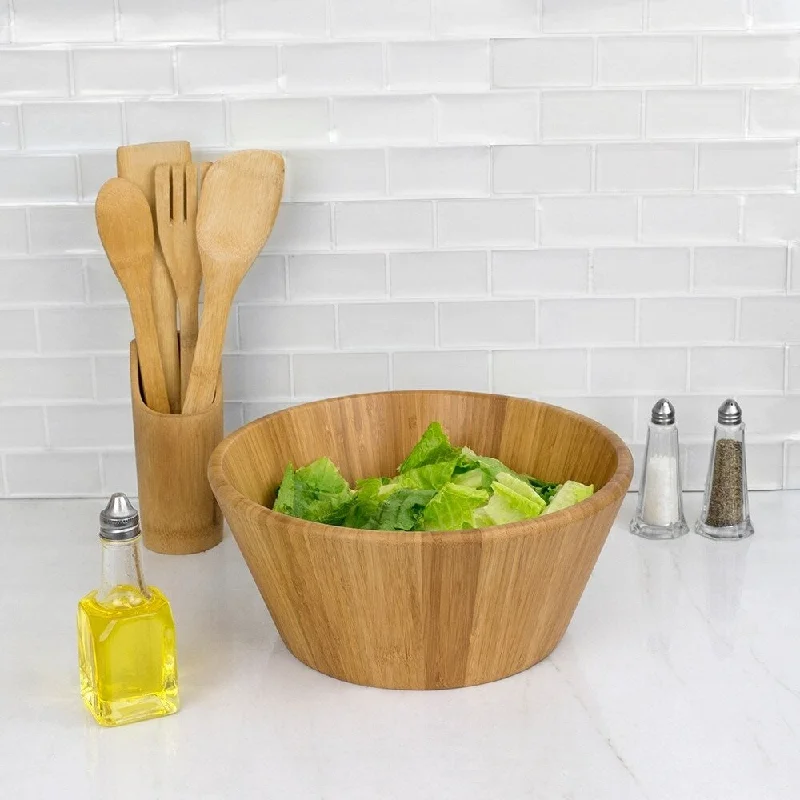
705, 439, 744, 527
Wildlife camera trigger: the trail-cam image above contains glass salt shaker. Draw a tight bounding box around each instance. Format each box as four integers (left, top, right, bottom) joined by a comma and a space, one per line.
696, 399, 754, 540
630, 398, 688, 540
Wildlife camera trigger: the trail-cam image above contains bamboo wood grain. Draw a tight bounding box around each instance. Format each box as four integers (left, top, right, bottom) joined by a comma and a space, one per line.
182, 150, 284, 415
96, 179, 170, 414
208, 391, 634, 690
130, 341, 223, 554
155, 162, 211, 405
117, 141, 191, 413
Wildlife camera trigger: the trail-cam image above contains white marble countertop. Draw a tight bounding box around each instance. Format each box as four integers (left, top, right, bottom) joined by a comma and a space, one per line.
2, 492, 799, 800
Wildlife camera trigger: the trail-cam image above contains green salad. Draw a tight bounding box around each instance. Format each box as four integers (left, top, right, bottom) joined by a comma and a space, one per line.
272, 422, 594, 531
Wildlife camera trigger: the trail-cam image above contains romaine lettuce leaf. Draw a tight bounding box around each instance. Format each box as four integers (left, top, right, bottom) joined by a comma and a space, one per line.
491, 482, 545, 518
375, 488, 436, 531
396, 459, 458, 490
471, 471, 546, 527
495, 471, 546, 508
458, 447, 527, 486
378, 481, 402, 499
399, 422, 460, 473
344, 477, 383, 529
273, 463, 295, 515
421, 483, 489, 531
273, 457, 354, 524
542, 481, 594, 515
345, 481, 436, 531
526, 475, 561, 503
452, 467, 488, 489
297, 457, 349, 493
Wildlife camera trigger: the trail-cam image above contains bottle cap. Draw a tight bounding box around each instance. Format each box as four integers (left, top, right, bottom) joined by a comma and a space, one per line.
651, 398, 675, 426
99, 493, 140, 541
718, 398, 742, 426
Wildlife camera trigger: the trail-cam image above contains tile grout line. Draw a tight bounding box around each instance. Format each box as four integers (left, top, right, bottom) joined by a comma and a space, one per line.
333, 302, 340, 349
112, 0, 121, 41
98, 450, 108, 494
585, 348, 592, 393
684, 347, 692, 393
7, 0, 15, 44
217, 0, 225, 40
287, 352, 296, 399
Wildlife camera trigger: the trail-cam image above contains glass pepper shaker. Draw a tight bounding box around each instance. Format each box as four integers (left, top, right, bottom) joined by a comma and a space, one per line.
696, 399, 754, 540
77, 493, 179, 726
630, 398, 688, 539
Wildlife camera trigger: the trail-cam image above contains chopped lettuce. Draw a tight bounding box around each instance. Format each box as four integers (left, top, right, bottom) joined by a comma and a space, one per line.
526, 475, 561, 504
421, 483, 489, 531
273, 457, 354, 525
396, 459, 458, 491
451, 467, 487, 489
495, 472, 547, 507
458, 447, 525, 485
271, 422, 595, 530
472, 472, 546, 527
542, 480, 594, 515
375, 489, 436, 531
343, 477, 383, 529
344, 480, 436, 530
399, 422, 460, 473
273, 463, 296, 515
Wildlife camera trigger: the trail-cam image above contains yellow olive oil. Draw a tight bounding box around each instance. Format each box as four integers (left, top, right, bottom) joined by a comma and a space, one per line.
77, 494, 179, 727
78, 585, 178, 727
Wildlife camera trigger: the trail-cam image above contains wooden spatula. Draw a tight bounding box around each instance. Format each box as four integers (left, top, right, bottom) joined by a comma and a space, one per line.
117, 141, 191, 413
182, 150, 285, 415
95, 178, 170, 414
155, 162, 211, 405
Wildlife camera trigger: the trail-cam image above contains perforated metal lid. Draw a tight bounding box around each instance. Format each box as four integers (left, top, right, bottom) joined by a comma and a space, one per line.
99, 493, 140, 541
718, 398, 742, 426
651, 398, 675, 426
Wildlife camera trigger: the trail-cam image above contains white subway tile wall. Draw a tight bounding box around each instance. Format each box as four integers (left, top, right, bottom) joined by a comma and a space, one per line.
0, 2, 798, 497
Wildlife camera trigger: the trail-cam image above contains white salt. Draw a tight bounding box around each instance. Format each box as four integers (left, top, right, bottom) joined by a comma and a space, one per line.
642, 454, 680, 527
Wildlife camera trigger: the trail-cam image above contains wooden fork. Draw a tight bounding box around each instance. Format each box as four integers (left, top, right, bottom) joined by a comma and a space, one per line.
155, 162, 211, 406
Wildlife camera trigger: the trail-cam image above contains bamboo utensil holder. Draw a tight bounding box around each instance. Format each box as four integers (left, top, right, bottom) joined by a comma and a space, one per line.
208, 391, 634, 690
130, 341, 223, 554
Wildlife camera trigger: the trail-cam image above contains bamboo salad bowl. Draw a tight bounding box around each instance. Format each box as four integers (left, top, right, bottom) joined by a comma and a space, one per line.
208, 391, 634, 690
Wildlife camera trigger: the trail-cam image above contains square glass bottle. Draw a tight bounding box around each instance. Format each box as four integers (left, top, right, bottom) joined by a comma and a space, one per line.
77, 494, 179, 726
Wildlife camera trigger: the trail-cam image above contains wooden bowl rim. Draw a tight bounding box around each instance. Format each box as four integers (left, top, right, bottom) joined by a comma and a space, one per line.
208, 390, 634, 543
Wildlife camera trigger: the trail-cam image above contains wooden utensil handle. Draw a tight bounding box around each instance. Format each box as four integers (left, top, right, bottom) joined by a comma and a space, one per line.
152, 251, 180, 413
178, 294, 199, 406
130, 294, 170, 414
182, 295, 229, 415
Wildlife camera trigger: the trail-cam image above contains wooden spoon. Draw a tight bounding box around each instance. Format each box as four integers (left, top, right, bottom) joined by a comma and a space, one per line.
155, 161, 211, 405
117, 141, 191, 413
95, 178, 170, 414
182, 150, 285, 415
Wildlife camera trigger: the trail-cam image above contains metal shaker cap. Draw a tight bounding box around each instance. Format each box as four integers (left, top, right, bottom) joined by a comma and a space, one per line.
99, 493, 140, 541
651, 398, 675, 426
718, 398, 742, 426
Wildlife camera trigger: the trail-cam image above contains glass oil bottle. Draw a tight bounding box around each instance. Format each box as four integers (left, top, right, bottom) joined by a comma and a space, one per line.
77, 493, 179, 726
630, 398, 689, 539
696, 399, 754, 540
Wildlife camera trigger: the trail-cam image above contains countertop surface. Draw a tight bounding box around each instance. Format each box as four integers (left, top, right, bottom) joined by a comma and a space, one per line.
2, 493, 799, 800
